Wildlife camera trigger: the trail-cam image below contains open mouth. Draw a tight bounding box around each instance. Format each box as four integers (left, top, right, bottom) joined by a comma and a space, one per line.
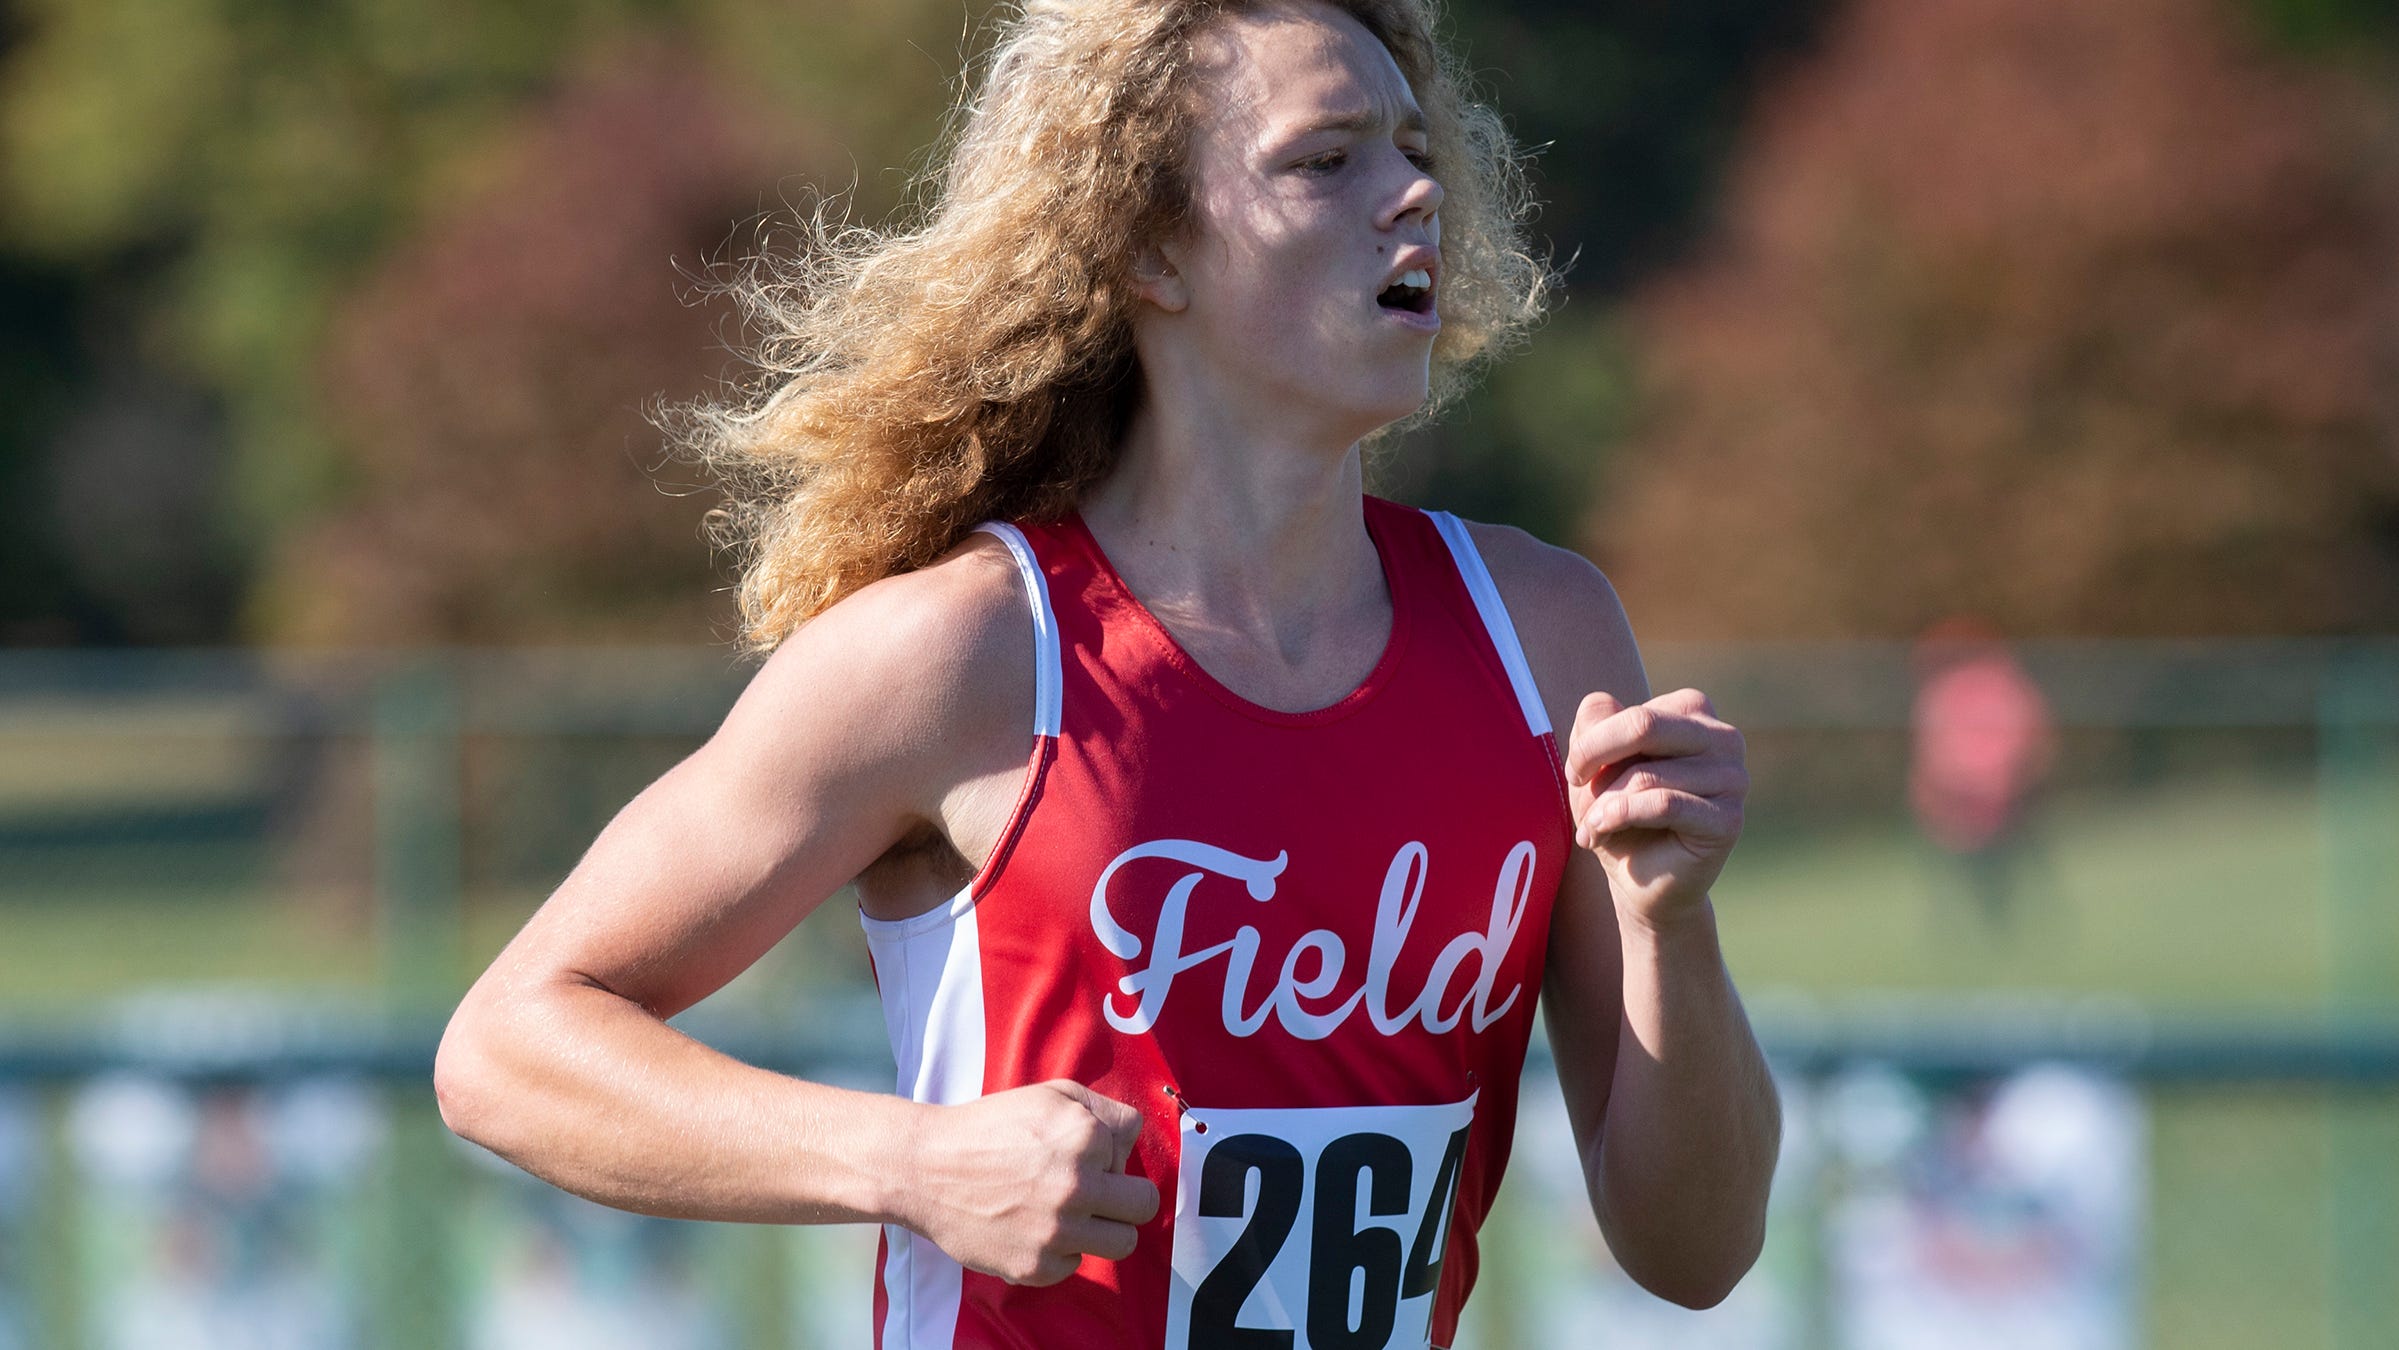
1377, 270, 1435, 314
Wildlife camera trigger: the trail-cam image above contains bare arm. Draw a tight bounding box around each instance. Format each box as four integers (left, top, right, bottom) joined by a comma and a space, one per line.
1474, 522, 1781, 1309
1543, 843, 1781, 1308
433, 539, 1157, 1280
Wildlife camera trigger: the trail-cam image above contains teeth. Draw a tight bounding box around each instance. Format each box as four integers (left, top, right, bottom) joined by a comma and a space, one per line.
1397, 268, 1432, 289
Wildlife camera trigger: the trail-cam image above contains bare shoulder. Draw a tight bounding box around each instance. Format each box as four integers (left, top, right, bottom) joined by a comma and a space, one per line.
710, 529, 1034, 816
457, 531, 1038, 1021
1458, 517, 1651, 728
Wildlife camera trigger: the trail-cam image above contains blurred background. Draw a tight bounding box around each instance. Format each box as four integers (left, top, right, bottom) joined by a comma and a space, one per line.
0, 0, 2395, 1344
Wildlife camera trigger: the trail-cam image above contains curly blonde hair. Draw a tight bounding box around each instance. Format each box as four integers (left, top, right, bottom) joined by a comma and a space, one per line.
672, 0, 1557, 650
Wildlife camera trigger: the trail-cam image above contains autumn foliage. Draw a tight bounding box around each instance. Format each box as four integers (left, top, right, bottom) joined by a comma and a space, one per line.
1592, 0, 2399, 639
257, 49, 824, 644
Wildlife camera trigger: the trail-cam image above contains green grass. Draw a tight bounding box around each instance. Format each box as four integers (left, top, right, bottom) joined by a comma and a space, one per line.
0, 883, 382, 1005
0, 877, 846, 1017
1717, 775, 2368, 1009
0, 771, 2378, 1012
2146, 1088, 2332, 1349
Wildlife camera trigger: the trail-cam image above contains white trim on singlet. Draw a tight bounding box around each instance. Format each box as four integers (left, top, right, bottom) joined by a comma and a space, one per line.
1427, 510, 1553, 739
855, 518, 1057, 953
866, 903, 986, 1349
971, 521, 1062, 739
856, 518, 1050, 1347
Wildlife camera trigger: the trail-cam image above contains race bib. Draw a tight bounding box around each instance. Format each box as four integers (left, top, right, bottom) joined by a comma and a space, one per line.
1164, 1093, 1477, 1350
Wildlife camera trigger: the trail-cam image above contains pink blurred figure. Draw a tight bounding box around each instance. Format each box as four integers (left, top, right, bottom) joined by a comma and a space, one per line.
1910, 618, 2057, 924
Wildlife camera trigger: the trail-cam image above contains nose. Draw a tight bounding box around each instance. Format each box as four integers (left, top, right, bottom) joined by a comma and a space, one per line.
1383, 153, 1443, 229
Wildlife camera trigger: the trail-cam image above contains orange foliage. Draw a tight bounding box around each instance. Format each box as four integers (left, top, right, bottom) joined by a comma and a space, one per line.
257, 48, 828, 645
1592, 0, 2399, 639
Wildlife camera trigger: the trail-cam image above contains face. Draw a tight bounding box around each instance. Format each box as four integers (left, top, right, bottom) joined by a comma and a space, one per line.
1135, 0, 1444, 444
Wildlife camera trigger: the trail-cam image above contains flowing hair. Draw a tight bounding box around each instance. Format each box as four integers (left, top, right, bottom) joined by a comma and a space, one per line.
669, 0, 1557, 651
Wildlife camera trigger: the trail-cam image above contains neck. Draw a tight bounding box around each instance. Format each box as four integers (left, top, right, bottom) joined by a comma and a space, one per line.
1078, 396, 1386, 674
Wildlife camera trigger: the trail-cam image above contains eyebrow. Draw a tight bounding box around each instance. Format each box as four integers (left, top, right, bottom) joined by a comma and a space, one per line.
1285, 106, 1430, 140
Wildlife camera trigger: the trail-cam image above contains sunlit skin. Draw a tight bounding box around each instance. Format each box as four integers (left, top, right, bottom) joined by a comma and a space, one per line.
1130, 2, 1444, 449
434, 0, 1780, 1322
1095, 2, 1759, 941
1086, 1, 1446, 691
1046, 0, 1783, 1306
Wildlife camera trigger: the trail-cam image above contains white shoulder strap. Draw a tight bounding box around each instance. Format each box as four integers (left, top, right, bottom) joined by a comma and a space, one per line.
971, 522, 1062, 738
1426, 510, 1553, 738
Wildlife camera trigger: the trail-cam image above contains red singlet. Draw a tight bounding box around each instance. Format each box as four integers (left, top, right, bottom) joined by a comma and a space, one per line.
865, 494, 1574, 1350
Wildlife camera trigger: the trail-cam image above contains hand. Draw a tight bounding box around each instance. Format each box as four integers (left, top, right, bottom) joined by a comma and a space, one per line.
1563, 688, 1748, 929
902, 1079, 1161, 1286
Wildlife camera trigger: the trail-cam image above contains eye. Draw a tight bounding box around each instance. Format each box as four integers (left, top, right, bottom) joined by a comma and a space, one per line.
1297, 150, 1347, 175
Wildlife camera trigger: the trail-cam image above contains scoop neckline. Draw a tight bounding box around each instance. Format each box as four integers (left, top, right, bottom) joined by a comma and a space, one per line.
1062, 498, 1412, 727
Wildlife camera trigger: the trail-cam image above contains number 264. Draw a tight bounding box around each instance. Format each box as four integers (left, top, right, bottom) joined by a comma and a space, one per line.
1190, 1126, 1470, 1350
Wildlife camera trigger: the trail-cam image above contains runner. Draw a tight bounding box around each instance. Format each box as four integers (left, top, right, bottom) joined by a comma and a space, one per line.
435, 1, 1781, 1344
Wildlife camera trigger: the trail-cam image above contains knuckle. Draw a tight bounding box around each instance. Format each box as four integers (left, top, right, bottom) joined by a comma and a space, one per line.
1029, 1098, 1067, 1136
1044, 1168, 1081, 1206
1058, 1113, 1103, 1157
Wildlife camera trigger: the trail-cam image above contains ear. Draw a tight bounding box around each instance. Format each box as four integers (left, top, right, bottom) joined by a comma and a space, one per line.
1131, 238, 1190, 313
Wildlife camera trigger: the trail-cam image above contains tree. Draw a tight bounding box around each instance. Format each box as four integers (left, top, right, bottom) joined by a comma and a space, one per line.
0, 0, 981, 643
259, 47, 827, 644
1590, 0, 2399, 639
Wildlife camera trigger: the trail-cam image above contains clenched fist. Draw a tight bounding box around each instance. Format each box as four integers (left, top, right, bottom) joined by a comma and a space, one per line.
901, 1079, 1161, 1286
1564, 687, 1749, 930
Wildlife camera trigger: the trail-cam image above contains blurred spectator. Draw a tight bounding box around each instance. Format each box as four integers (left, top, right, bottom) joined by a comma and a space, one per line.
1910, 618, 2057, 927
1823, 1064, 2143, 1350
470, 1188, 729, 1350
69, 1076, 366, 1350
